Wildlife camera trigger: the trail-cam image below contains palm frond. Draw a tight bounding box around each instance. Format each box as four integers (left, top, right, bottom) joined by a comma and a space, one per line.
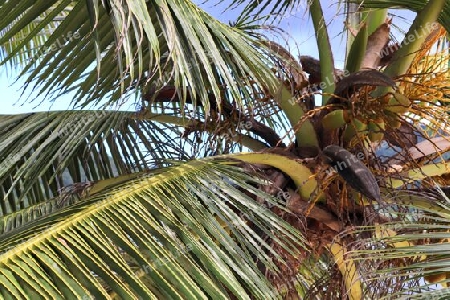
345, 186, 450, 298
0, 0, 281, 112
0, 1, 74, 70
0, 107, 284, 232
0, 110, 193, 212
0, 158, 306, 299
229, 0, 303, 24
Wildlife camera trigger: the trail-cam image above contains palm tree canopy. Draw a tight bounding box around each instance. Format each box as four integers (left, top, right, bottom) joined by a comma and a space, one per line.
1, 0, 450, 299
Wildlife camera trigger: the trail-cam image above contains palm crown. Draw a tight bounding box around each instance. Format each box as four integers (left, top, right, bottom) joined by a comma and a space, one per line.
1, 0, 450, 299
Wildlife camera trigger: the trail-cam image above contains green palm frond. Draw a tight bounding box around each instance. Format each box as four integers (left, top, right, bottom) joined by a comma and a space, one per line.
0, 158, 305, 299
0, 1, 281, 111
230, 0, 303, 24
0, 108, 283, 232
0, 2, 74, 70
0, 110, 195, 211
343, 187, 450, 298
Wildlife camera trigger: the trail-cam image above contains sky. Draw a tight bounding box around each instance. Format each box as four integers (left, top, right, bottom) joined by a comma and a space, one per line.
0, 1, 414, 114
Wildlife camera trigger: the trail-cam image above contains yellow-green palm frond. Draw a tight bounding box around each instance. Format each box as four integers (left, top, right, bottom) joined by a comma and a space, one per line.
346, 187, 450, 298
0, 158, 305, 299
0, 108, 291, 233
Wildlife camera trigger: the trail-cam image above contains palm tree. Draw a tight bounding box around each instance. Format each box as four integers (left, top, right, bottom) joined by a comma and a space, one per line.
0, 0, 450, 298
